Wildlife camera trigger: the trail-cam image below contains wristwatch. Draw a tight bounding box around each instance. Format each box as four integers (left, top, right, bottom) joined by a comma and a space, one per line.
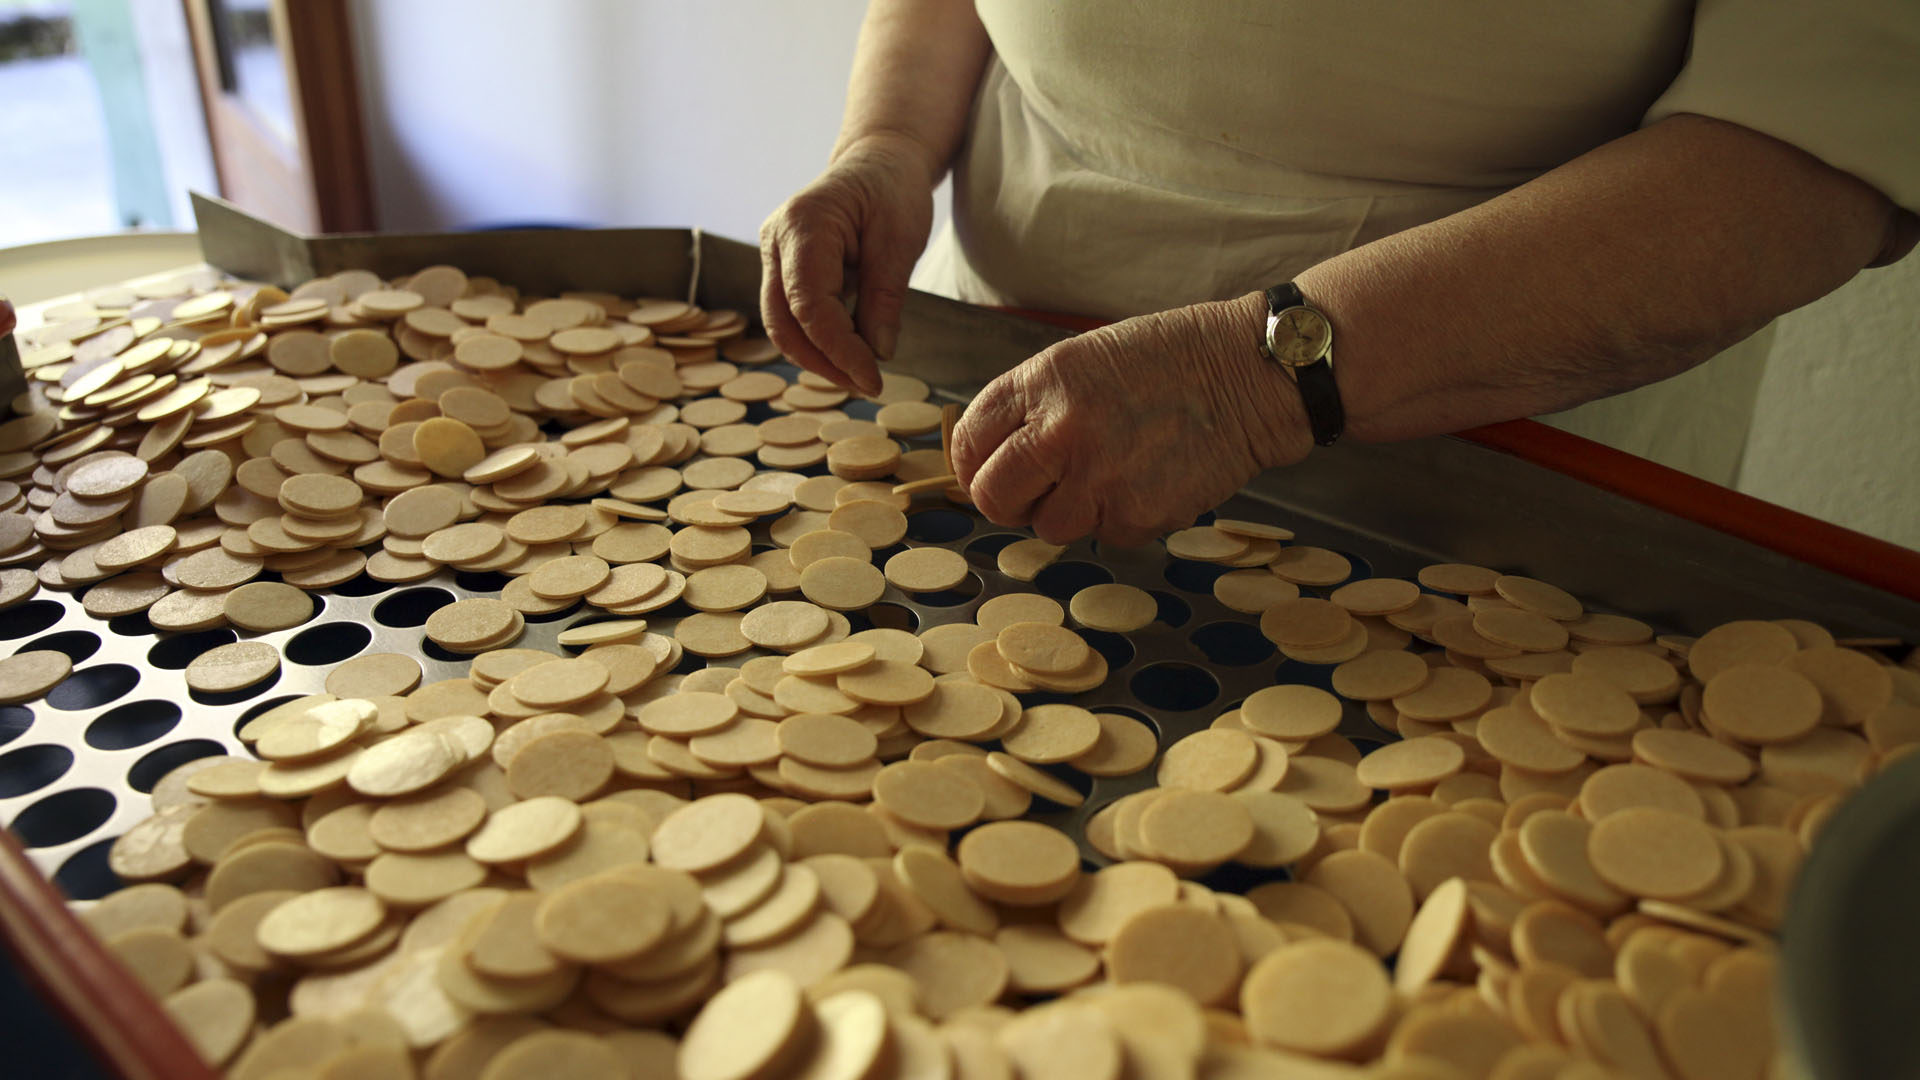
1257, 283, 1345, 446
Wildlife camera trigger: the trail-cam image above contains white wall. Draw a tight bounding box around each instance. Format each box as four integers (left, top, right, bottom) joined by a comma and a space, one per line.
347, 0, 867, 243
348, 0, 1918, 551
1740, 256, 1920, 549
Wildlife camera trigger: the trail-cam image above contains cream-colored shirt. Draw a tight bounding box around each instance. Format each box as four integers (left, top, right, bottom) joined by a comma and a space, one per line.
913, 0, 1920, 485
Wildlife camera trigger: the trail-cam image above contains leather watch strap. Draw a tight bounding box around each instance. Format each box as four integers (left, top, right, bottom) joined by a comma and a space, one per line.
1262, 284, 1345, 447
1263, 283, 1303, 315
1293, 357, 1345, 447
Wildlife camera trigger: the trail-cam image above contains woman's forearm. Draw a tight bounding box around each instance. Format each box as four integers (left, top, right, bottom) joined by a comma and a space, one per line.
831, 0, 991, 184
1292, 114, 1905, 445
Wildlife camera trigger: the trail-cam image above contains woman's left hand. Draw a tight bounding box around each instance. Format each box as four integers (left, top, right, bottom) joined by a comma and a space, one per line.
950, 292, 1314, 549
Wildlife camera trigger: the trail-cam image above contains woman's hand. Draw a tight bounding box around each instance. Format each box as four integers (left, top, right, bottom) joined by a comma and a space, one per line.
760, 135, 937, 397
951, 292, 1315, 548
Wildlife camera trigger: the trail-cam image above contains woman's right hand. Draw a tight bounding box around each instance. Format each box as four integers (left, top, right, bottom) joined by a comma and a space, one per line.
760, 134, 937, 397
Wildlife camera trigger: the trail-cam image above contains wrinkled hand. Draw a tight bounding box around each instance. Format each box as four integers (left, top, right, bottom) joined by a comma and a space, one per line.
951, 293, 1313, 548
760, 136, 936, 397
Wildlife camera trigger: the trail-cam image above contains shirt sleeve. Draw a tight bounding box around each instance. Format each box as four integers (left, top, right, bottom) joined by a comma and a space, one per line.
1644, 0, 1920, 213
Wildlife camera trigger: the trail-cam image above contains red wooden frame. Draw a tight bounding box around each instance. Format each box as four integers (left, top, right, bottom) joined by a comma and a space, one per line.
0, 829, 215, 1080
998, 307, 1920, 606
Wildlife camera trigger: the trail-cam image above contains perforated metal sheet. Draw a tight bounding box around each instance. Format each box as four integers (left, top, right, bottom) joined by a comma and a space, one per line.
0, 379, 1443, 899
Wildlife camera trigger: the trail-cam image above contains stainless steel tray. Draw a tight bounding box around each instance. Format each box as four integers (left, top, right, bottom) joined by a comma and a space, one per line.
0, 195, 1912, 1080
7, 193, 1914, 894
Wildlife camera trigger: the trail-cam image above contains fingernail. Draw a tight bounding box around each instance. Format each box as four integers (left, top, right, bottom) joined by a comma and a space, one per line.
871, 326, 898, 364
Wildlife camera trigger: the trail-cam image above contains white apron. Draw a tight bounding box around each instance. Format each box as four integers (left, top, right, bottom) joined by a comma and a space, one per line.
911, 0, 1917, 486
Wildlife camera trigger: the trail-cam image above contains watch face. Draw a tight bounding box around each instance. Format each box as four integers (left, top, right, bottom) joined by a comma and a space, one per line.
1270, 306, 1332, 367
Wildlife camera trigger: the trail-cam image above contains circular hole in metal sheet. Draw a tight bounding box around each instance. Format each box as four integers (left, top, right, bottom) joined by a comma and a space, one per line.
906, 510, 973, 545
1273, 660, 1338, 691
20, 630, 102, 665
53, 836, 121, 901
12, 787, 115, 848
863, 602, 919, 633
107, 611, 156, 637
127, 738, 226, 794
87, 700, 182, 750
454, 571, 511, 594
0, 600, 64, 640
1148, 590, 1191, 629
0, 743, 74, 798
963, 533, 1023, 571
1191, 621, 1276, 667
421, 639, 475, 664
1198, 860, 1277, 897
330, 572, 389, 598
188, 667, 280, 707
1129, 662, 1220, 713
45, 663, 140, 711
1162, 559, 1227, 594
0, 705, 31, 748
906, 573, 981, 609
1087, 704, 1161, 740
1333, 551, 1371, 584
1033, 561, 1113, 601
1080, 629, 1135, 670
373, 587, 455, 629
146, 628, 237, 671
285, 621, 372, 666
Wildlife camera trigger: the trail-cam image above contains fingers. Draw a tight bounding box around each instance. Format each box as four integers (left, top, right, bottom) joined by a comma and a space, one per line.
967, 423, 1062, 528
1096, 491, 1179, 550
1030, 483, 1099, 547
759, 204, 881, 396
779, 223, 882, 397
759, 229, 840, 387
950, 375, 1027, 490
958, 372, 1154, 545
855, 221, 917, 369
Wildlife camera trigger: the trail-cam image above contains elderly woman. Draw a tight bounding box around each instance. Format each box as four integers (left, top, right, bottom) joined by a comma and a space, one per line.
760, 1, 1917, 548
